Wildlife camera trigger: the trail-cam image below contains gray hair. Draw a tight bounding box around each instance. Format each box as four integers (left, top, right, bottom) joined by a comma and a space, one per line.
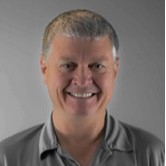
42, 9, 119, 59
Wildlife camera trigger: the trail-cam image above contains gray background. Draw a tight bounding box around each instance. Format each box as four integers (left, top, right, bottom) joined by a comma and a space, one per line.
0, 0, 164, 142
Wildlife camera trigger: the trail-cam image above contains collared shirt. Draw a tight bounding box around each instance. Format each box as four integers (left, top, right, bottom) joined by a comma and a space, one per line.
0, 112, 164, 166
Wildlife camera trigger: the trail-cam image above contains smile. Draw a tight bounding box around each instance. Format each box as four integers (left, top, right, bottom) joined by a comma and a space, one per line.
68, 92, 94, 98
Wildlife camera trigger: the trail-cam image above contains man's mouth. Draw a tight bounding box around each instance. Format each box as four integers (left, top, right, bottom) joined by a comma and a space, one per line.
67, 92, 96, 98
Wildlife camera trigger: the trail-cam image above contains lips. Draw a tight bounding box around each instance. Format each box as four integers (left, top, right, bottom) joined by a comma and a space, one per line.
65, 85, 100, 99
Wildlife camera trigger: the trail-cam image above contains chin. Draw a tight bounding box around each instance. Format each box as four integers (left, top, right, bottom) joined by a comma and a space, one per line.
66, 105, 101, 118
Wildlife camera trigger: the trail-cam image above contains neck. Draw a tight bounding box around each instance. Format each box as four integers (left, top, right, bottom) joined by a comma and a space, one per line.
52, 110, 106, 145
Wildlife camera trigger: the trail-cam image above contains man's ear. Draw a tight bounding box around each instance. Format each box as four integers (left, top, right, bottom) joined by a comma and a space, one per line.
113, 57, 120, 78
40, 54, 47, 84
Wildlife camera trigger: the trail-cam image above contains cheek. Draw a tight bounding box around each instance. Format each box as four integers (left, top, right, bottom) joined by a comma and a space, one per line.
46, 73, 69, 103
99, 75, 116, 104
96, 74, 115, 90
47, 72, 71, 92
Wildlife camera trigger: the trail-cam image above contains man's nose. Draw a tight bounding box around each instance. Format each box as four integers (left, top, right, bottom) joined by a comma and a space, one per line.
72, 65, 93, 87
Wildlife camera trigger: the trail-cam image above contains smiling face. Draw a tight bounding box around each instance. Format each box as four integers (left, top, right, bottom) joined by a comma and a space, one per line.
40, 35, 119, 118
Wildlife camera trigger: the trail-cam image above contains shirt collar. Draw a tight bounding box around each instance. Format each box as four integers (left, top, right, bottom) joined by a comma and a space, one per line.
39, 112, 134, 158
104, 113, 133, 152
39, 113, 58, 159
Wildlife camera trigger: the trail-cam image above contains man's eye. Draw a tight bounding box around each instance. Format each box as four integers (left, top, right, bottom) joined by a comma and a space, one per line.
94, 64, 103, 69
90, 63, 106, 73
61, 63, 76, 72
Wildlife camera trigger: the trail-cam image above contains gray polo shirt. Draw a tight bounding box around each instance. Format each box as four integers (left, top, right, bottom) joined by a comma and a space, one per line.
0, 112, 164, 166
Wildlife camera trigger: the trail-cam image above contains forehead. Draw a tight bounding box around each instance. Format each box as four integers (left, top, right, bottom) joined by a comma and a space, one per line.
48, 34, 113, 61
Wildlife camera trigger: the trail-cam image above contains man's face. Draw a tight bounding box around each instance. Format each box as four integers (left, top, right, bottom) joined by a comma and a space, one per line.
40, 35, 119, 117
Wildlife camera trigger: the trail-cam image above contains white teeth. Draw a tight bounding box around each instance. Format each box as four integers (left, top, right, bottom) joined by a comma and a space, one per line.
70, 93, 93, 98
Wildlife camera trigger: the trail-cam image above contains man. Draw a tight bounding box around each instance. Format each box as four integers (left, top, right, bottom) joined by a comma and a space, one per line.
0, 9, 164, 166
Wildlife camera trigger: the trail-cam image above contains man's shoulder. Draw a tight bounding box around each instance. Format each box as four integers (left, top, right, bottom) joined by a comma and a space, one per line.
109, 115, 164, 148
118, 119, 164, 160
108, 115, 165, 165
120, 122, 163, 145
0, 123, 44, 155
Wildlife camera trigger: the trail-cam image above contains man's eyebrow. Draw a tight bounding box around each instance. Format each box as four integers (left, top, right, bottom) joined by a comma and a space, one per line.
59, 56, 75, 62
92, 55, 110, 62
58, 55, 110, 63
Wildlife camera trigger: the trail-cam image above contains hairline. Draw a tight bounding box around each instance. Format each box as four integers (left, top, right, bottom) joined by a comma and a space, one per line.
42, 33, 117, 61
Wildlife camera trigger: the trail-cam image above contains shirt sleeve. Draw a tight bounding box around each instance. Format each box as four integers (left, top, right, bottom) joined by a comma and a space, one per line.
148, 141, 165, 166
126, 123, 165, 166
0, 151, 7, 166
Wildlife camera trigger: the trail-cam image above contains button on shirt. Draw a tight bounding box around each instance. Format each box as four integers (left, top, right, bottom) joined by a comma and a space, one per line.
0, 112, 164, 166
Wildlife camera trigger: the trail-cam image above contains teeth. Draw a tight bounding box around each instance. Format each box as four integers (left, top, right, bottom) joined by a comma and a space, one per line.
70, 93, 93, 98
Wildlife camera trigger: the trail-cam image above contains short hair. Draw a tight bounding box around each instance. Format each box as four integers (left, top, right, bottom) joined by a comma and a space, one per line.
42, 9, 119, 59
